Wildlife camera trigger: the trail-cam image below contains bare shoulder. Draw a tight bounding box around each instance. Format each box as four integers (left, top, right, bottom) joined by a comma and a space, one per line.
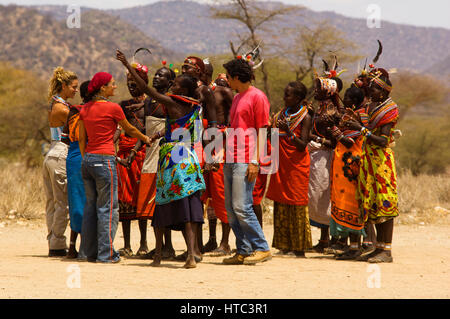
51, 102, 70, 116
214, 86, 233, 98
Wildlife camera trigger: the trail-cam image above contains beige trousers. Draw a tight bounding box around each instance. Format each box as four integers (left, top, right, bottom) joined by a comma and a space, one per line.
42, 141, 69, 250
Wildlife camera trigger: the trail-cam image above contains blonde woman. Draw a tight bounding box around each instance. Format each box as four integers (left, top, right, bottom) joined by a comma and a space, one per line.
44, 67, 78, 257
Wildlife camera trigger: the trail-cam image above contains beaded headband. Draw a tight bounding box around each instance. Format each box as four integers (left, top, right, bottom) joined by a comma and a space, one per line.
183, 56, 205, 73
318, 77, 338, 95
371, 75, 392, 92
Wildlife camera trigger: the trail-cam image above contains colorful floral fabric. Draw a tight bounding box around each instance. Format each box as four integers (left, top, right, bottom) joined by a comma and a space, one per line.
155, 104, 205, 205
357, 98, 399, 224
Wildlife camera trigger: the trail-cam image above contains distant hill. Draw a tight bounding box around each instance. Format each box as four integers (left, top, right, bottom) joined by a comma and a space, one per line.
0, 5, 177, 80
427, 55, 450, 79
25, 1, 450, 75
104, 1, 450, 74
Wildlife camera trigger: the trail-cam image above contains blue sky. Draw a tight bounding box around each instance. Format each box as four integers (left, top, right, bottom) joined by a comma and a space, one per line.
1, 0, 448, 29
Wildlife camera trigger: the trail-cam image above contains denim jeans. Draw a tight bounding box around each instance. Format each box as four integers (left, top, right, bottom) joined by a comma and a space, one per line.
80, 153, 120, 263
223, 163, 270, 255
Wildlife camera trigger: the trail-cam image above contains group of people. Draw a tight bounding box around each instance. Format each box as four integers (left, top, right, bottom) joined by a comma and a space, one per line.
43, 44, 399, 268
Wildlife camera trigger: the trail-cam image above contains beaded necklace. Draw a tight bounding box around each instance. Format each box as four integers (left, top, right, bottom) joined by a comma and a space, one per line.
93, 95, 110, 102
284, 105, 304, 122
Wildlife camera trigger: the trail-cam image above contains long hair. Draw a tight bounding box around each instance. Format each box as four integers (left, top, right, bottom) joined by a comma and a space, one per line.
47, 66, 78, 103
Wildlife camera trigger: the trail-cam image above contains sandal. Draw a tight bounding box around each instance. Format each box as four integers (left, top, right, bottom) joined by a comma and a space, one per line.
66, 248, 78, 259
368, 251, 393, 263
202, 239, 218, 253
293, 251, 306, 258
336, 249, 361, 260
312, 240, 329, 253
162, 247, 176, 260
118, 247, 133, 257
209, 247, 232, 257
149, 253, 162, 267
136, 247, 149, 257
174, 251, 202, 262
356, 248, 383, 262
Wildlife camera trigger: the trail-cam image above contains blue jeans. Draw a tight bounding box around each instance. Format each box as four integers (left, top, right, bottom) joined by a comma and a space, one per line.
223, 163, 269, 255
80, 153, 120, 263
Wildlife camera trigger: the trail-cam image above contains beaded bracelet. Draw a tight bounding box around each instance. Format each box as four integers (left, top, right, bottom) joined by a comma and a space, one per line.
360, 127, 372, 137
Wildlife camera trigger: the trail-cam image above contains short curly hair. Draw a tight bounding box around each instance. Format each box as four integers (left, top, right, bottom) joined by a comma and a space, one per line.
176, 74, 198, 98
287, 81, 307, 101
223, 58, 254, 83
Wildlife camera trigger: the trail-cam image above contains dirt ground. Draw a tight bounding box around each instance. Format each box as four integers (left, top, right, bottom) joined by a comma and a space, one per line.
0, 219, 449, 299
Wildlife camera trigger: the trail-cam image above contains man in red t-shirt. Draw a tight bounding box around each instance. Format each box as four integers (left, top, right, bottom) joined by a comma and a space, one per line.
221, 58, 272, 265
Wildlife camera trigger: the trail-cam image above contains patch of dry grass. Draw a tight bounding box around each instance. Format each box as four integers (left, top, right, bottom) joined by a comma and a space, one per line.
1, 161, 449, 226
0, 160, 45, 221
397, 171, 450, 225
262, 170, 450, 226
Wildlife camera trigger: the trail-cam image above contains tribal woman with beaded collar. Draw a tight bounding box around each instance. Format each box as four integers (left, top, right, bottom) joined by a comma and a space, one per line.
342, 70, 399, 263
307, 58, 344, 254
117, 49, 207, 269
329, 86, 367, 260
266, 81, 313, 257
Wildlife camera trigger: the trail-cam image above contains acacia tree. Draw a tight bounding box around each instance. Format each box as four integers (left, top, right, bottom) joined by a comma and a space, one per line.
211, 0, 302, 101
271, 21, 361, 93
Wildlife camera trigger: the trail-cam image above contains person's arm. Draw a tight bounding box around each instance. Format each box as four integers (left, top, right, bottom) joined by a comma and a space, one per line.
116, 50, 178, 110
118, 118, 151, 145
330, 125, 355, 149
344, 119, 393, 147
78, 120, 87, 158
246, 127, 261, 183
126, 140, 143, 167
287, 114, 312, 152
113, 127, 122, 144
201, 86, 217, 127
60, 112, 71, 146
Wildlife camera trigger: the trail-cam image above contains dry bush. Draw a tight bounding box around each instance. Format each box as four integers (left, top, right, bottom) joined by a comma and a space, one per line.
0, 160, 45, 221
262, 171, 450, 226
397, 171, 450, 225
1, 160, 448, 226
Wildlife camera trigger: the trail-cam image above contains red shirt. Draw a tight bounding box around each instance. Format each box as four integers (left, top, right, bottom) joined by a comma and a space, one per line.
79, 101, 126, 155
226, 86, 270, 163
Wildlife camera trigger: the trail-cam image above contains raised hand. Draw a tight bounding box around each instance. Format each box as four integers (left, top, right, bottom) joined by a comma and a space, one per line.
116, 49, 128, 66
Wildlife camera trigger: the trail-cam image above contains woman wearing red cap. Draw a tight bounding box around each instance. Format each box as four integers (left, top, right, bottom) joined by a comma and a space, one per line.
78, 72, 151, 263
